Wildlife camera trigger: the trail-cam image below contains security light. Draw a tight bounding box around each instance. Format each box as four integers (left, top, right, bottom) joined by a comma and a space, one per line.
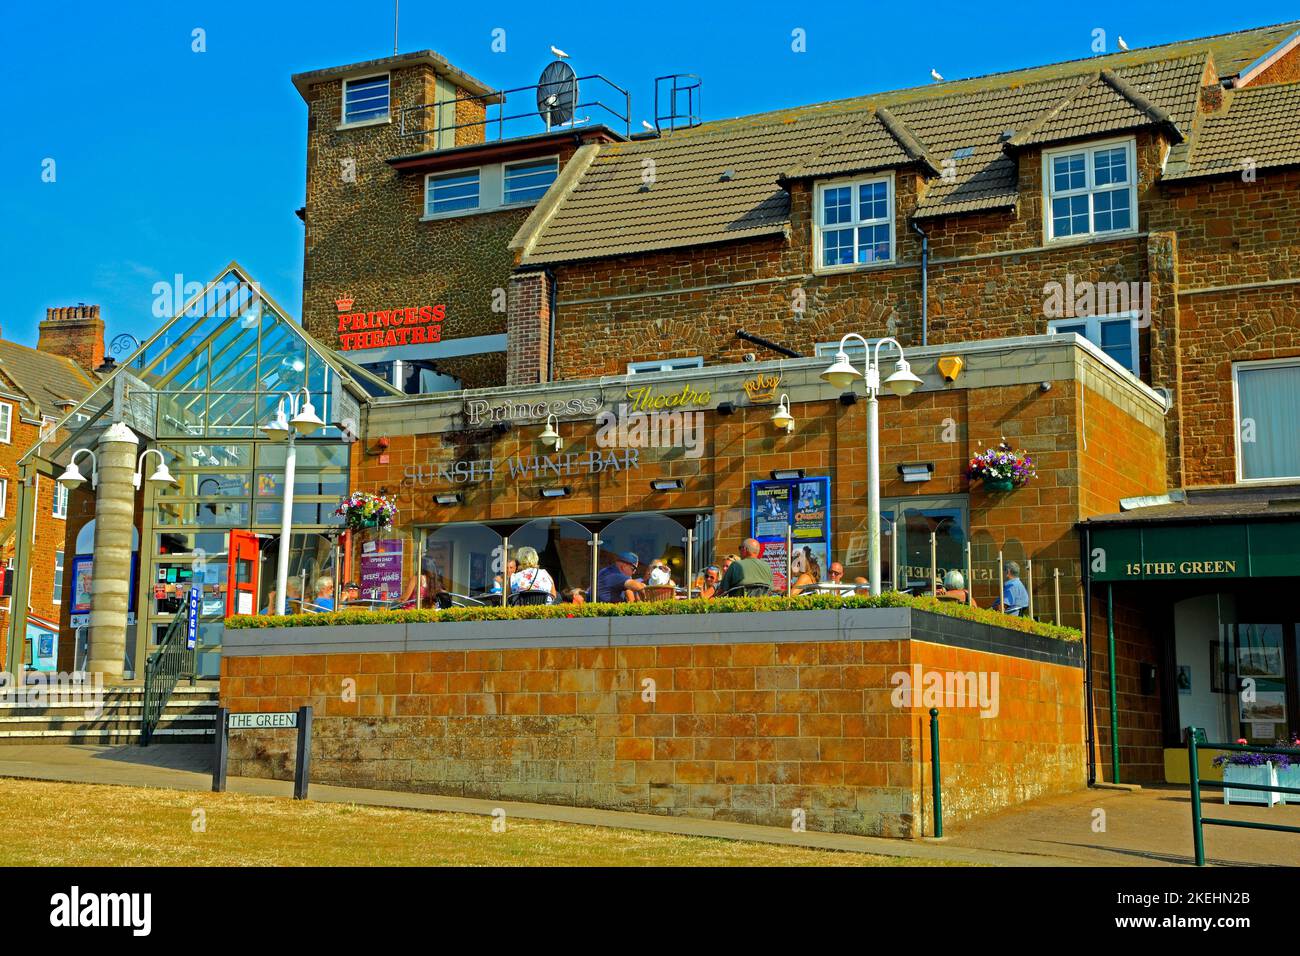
770, 469, 805, 481
650, 479, 684, 491
435, 493, 462, 506
539, 487, 571, 499
898, 463, 934, 484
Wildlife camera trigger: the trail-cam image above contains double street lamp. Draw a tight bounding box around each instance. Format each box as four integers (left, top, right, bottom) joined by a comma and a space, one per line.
261, 388, 325, 614
820, 333, 923, 596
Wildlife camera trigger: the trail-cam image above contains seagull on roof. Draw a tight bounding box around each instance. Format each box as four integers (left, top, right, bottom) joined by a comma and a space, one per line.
550, 45, 570, 59
930, 68, 944, 82
1117, 36, 1129, 51
641, 120, 656, 132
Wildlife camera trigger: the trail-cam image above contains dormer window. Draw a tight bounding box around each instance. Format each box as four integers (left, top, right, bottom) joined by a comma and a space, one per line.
342, 75, 390, 125
1043, 138, 1136, 241
814, 174, 895, 271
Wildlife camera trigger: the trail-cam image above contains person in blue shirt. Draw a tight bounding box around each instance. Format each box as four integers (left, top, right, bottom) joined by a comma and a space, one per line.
596, 551, 647, 603
993, 562, 1029, 615
307, 576, 335, 612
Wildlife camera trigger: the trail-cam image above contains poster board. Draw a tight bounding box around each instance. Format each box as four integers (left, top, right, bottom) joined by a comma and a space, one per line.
750, 477, 832, 590
359, 539, 404, 599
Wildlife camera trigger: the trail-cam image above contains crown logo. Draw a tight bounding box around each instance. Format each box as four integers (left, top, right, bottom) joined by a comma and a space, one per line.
743, 373, 782, 403
335, 291, 355, 312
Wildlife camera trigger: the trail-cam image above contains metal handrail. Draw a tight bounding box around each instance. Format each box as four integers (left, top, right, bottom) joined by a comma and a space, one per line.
140, 613, 196, 746
1186, 728, 1300, 865
398, 74, 631, 142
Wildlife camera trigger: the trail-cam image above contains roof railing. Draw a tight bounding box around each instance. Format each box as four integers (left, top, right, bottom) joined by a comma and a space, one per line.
653, 74, 702, 133
398, 74, 631, 144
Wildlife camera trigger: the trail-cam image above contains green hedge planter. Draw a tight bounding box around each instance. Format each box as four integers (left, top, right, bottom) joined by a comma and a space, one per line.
227, 591, 1082, 643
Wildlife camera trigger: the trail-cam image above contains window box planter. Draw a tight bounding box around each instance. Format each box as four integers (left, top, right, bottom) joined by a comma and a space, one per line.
1276, 763, 1300, 805
1222, 762, 1281, 806
981, 478, 1015, 492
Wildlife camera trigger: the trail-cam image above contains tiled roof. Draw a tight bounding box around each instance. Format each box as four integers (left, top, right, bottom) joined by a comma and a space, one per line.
1165, 81, 1300, 179
0, 341, 96, 419
518, 20, 1299, 264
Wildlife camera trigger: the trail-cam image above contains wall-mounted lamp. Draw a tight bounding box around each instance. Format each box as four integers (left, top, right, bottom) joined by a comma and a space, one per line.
770, 468, 805, 481
650, 478, 684, 491
716, 401, 735, 416
898, 463, 934, 484
539, 486, 571, 499
434, 493, 462, 506
538, 414, 563, 451
771, 394, 795, 433
57, 448, 99, 491
133, 448, 179, 490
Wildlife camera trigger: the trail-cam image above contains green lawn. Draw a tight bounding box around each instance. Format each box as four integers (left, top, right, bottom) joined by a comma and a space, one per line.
0, 778, 953, 867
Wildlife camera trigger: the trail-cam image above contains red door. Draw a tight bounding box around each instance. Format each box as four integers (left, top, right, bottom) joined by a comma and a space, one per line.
227, 530, 261, 616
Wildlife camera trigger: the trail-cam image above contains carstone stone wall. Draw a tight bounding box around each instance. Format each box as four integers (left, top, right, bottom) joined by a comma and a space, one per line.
221, 610, 1086, 837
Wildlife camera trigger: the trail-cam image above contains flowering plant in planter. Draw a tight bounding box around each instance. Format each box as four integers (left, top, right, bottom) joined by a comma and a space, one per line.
334, 492, 398, 532
967, 442, 1037, 491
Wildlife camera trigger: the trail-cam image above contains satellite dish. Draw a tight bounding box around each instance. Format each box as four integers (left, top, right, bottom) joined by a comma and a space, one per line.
536, 60, 578, 129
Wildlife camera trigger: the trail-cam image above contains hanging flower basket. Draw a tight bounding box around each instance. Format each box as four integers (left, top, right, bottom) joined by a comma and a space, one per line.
967, 442, 1037, 491
334, 492, 398, 533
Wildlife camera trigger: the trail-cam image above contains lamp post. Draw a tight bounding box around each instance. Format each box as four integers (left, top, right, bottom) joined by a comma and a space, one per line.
821, 333, 923, 596
261, 388, 325, 614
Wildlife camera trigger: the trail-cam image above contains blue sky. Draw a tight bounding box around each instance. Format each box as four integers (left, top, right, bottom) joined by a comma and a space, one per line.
2, 0, 1295, 353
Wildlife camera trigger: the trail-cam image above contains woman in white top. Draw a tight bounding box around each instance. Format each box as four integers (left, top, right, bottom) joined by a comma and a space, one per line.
509, 547, 557, 603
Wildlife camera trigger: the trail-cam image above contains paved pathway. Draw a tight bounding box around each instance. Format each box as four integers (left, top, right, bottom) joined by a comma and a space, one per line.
0, 745, 1294, 866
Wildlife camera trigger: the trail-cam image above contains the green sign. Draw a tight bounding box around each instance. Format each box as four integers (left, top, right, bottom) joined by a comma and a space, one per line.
1090, 520, 1300, 582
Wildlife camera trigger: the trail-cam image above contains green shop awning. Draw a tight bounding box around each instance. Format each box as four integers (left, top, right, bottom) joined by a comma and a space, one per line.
1089, 519, 1300, 582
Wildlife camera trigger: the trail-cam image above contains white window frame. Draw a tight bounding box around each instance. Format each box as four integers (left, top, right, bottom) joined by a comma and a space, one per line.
53, 550, 64, 605
0, 478, 7, 518
1232, 356, 1300, 484
339, 73, 391, 128
0, 402, 11, 444
627, 357, 705, 374
53, 480, 68, 519
1042, 137, 1138, 244
813, 172, 896, 274
423, 166, 483, 219
1047, 313, 1141, 375
502, 156, 560, 207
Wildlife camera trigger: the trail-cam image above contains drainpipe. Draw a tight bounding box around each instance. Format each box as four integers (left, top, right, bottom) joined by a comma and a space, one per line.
545, 269, 557, 383
910, 221, 929, 346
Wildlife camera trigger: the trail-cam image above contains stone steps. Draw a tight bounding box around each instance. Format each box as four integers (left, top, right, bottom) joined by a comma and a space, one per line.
0, 683, 220, 745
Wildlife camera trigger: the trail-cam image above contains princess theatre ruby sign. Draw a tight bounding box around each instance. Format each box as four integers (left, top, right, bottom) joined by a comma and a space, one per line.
335, 292, 445, 352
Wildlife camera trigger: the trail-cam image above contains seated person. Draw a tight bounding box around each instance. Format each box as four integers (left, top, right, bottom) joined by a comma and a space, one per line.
340, 581, 361, 605
717, 539, 774, 596
596, 552, 647, 603
646, 560, 673, 587
561, 587, 586, 605
936, 569, 977, 606
852, 576, 871, 595
399, 570, 432, 608
510, 547, 557, 603
991, 562, 1029, 615
824, 562, 846, 588
307, 576, 335, 612
695, 566, 721, 599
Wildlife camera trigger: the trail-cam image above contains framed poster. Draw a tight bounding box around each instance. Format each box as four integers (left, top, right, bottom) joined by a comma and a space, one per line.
751, 482, 792, 541
71, 555, 94, 614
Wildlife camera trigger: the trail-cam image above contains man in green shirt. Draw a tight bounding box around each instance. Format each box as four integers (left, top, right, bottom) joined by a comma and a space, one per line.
717, 538, 774, 597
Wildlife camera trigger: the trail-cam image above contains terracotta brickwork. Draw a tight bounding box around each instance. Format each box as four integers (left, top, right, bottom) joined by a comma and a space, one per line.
0, 418, 72, 667
222, 637, 1085, 836
506, 271, 551, 385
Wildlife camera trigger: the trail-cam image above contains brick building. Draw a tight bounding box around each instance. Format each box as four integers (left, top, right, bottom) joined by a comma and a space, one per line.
0, 306, 101, 671
283, 20, 1300, 784
13, 20, 1296, 796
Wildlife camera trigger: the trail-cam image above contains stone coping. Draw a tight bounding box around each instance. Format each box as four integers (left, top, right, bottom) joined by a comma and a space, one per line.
223, 607, 1083, 669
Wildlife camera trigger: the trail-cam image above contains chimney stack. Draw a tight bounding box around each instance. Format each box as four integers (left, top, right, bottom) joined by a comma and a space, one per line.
39, 303, 106, 371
